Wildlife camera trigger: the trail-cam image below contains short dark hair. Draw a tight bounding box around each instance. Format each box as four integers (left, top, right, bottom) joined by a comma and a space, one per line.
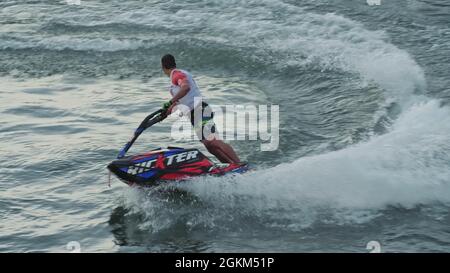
161, 54, 176, 69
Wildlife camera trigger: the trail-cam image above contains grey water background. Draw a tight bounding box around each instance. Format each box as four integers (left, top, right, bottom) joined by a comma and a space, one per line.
1, 0, 450, 252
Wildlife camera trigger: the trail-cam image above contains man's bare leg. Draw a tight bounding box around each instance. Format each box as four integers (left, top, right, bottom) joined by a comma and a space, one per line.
215, 140, 240, 163
203, 141, 232, 163
202, 139, 240, 164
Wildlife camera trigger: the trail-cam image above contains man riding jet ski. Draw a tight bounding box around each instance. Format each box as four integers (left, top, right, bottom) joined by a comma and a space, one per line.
107, 54, 248, 186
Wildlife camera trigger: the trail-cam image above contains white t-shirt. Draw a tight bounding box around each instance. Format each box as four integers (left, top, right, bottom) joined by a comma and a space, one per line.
169, 69, 202, 110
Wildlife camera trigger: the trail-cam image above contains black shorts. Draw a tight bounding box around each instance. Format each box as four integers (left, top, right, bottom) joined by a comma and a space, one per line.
190, 102, 216, 141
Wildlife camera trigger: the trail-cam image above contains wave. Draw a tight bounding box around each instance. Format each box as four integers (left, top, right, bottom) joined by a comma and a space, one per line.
0, 36, 151, 52
119, 1, 450, 230
121, 100, 450, 232
181, 100, 450, 209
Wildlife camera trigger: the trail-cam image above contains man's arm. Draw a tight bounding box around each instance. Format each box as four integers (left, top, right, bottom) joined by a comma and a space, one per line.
170, 82, 190, 104
165, 70, 191, 114
166, 82, 190, 114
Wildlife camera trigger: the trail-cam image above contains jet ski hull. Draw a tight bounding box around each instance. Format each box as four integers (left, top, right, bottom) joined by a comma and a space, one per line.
108, 147, 248, 186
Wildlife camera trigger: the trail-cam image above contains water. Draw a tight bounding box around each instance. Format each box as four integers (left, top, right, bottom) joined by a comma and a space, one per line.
1, 0, 450, 253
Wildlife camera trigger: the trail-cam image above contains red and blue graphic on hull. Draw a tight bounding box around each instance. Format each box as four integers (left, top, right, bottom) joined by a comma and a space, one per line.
108, 147, 248, 186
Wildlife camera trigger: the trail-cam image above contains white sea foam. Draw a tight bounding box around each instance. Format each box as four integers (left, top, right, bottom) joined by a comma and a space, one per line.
110, 0, 450, 227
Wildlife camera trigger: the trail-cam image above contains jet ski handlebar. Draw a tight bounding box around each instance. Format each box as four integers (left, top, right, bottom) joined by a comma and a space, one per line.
117, 108, 167, 159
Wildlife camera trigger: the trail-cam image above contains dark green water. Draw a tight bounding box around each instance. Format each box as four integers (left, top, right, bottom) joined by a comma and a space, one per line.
1, 0, 450, 252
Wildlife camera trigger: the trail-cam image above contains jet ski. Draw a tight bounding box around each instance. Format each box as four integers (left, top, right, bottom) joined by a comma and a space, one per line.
107, 109, 248, 186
